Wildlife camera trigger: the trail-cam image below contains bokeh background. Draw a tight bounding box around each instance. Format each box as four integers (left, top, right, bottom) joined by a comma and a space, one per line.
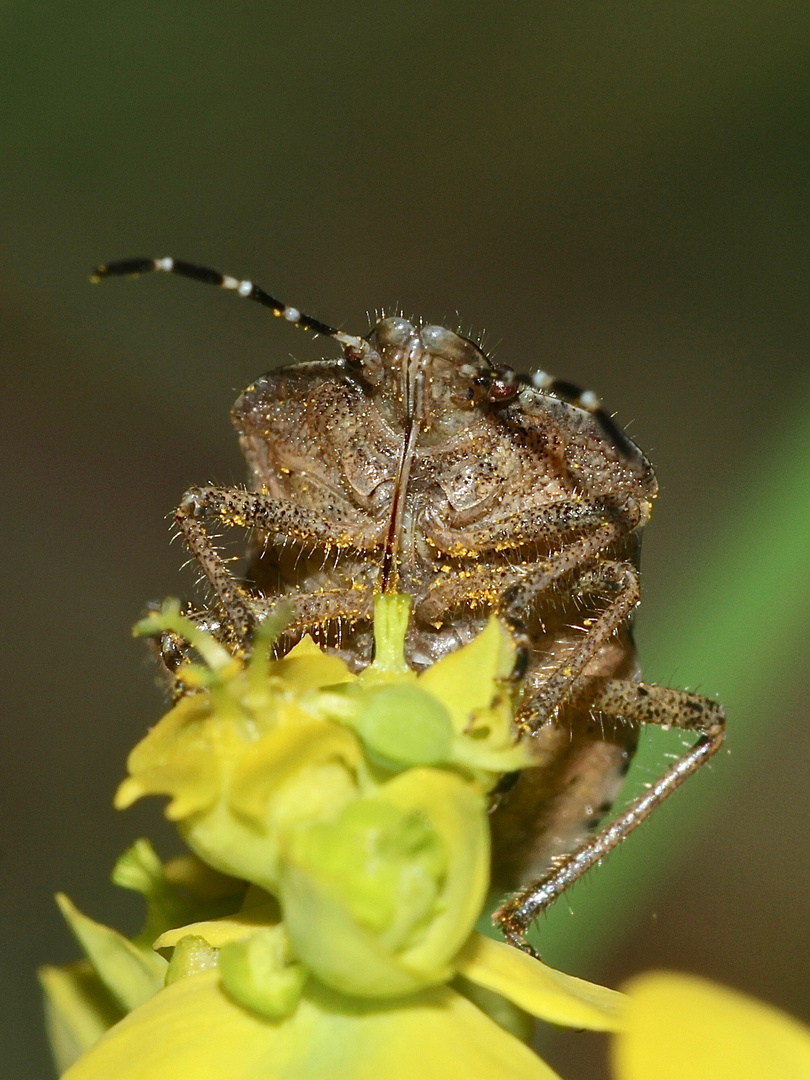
2, 4, 809, 1077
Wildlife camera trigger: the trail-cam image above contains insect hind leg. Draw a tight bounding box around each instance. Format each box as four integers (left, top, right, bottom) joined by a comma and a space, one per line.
493, 681, 725, 953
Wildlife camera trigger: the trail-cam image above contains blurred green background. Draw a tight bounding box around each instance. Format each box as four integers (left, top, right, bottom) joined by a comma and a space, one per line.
2, 3, 809, 1077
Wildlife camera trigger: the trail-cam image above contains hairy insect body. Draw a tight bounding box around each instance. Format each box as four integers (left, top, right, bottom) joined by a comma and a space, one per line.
228, 319, 656, 890
94, 257, 725, 950
234, 319, 653, 651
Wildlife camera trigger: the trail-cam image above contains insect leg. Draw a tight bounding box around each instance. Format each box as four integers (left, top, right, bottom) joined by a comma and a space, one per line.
262, 587, 374, 637
506, 559, 641, 729
424, 494, 645, 557
142, 600, 213, 699
142, 585, 375, 702
175, 485, 381, 638
493, 682, 725, 952
417, 508, 639, 625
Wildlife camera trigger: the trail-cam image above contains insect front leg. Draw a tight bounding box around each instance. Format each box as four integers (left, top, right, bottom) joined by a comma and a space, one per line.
142, 600, 220, 699
493, 682, 725, 953
417, 508, 639, 626
424, 494, 645, 557
175, 485, 382, 639
149, 589, 375, 698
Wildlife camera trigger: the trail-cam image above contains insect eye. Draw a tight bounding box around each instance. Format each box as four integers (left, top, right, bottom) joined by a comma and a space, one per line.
486, 366, 520, 404
344, 343, 367, 365
461, 373, 491, 405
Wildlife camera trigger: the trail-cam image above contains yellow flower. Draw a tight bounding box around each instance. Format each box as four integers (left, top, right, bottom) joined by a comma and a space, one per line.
110, 594, 534, 999
55, 928, 623, 1080
44, 595, 810, 1078
613, 971, 810, 1080
44, 594, 631, 1078
39, 843, 245, 1072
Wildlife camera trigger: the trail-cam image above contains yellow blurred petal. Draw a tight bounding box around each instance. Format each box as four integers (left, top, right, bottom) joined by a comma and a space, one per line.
454, 974, 535, 1043
268, 640, 354, 689
613, 972, 810, 1080
230, 717, 361, 823
419, 615, 513, 734
380, 769, 490, 971
281, 767, 491, 995
279, 857, 452, 997
457, 933, 626, 1032
113, 695, 222, 818
161, 852, 245, 903
56, 894, 167, 1012
39, 961, 125, 1073
448, 734, 536, 775
278, 634, 326, 659
153, 902, 280, 950
63, 970, 564, 1080
176, 798, 285, 891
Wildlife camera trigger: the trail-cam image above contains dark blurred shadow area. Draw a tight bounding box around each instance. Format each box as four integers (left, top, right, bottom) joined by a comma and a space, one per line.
2, 4, 809, 1077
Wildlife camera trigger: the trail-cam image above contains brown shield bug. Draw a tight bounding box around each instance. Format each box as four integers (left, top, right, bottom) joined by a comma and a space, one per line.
92, 257, 725, 953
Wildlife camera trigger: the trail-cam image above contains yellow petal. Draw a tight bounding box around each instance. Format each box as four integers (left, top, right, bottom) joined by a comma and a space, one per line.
419, 615, 513, 734
613, 971, 810, 1080
63, 970, 564, 1080
279, 857, 452, 997
456, 932, 626, 1031
268, 639, 354, 689
55, 894, 167, 1012
39, 961, 125, 1073
230, 718, 362, 824
113, 694, 223, 818
153, 902, 280, 950
280, 768, 490, 996
380, 769, 490, 971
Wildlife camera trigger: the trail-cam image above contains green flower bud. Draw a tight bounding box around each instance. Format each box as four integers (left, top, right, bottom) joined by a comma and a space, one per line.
279, 769, 490, 998
350, 685, 455, 769
164, 935, 219, 985
219, 926, 307, 1019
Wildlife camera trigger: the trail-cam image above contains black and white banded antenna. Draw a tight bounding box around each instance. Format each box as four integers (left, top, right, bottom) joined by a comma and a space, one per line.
517, 368, 640, 460
92, 256, 639, 458
90, 257, 370, 357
